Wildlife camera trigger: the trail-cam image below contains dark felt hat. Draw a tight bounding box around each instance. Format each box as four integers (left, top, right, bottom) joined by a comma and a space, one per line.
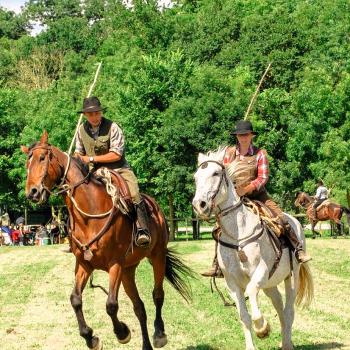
78, 96, 105, 113
231, 120, 257, 135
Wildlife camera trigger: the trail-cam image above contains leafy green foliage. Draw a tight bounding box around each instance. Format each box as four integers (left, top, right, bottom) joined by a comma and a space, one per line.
1, 0, 350, 216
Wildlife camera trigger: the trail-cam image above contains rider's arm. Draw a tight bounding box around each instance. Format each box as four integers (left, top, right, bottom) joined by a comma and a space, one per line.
92, 122, 124, 163
74, 128, 85, 156
315, 187, 321, 199
93, 152, 121, 163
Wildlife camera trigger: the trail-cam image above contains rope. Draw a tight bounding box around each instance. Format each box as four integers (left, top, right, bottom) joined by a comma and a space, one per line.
67, 190, 113, 218
68, 62, 103, 155
95, 168, 129, 215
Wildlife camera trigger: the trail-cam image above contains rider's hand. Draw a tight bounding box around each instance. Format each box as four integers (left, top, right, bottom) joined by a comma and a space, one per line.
236, 184, 255, 197
78, 155, 89, 164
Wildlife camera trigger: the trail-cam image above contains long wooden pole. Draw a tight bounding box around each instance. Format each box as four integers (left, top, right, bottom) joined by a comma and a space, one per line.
67, 62, 103, 155
244, 62, 272, 120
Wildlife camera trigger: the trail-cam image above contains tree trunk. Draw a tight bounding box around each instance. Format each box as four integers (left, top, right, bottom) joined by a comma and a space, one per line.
168, 193, 175, 241
192, 207, 200, 240
347, 189, 350, 208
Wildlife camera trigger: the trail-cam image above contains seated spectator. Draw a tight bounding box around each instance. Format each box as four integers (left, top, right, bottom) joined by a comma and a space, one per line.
0, 226, 13, 245
11, 226, 21, 245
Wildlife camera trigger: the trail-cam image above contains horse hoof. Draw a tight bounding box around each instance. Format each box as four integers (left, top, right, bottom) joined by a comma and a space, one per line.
254, 318, 270, 339
117, 323, 131, 344
92, 337, 103, 350
153, 333, 168, 348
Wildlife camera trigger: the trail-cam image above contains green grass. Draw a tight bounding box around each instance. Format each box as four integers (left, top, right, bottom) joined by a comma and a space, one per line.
0, 239, 350, 349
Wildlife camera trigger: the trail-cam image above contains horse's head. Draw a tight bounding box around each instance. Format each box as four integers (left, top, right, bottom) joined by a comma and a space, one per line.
21, 131, 62, 203
294, 191, 308, 208
192, 148, 231, 219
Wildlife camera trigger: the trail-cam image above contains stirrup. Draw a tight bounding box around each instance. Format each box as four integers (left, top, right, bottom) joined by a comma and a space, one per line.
201, 266, 224, 278
135, 230, 151, 248
295, 250, 312, 264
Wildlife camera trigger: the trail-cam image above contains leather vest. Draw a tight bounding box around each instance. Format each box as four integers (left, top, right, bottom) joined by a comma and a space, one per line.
225, 146, 266, 196
80, 118, 128, 170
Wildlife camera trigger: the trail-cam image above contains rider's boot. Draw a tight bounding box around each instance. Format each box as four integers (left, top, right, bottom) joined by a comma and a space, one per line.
134, 199, 151, 248
283, 221, 312, 263
312, 206, 318, 220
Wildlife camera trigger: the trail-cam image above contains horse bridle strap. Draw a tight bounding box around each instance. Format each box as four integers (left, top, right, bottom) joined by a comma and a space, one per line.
71, 206, 117, 261
213, 229, 265, 251
198, 160, 229, 217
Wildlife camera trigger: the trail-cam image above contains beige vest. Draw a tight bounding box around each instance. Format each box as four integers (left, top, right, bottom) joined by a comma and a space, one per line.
225, 146, 266, 194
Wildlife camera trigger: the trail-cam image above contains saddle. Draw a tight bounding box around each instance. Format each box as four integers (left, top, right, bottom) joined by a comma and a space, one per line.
95, 168, 134, 214
315, 199, 331, 211
94, 167, 153, 217
243, 198, 284, 237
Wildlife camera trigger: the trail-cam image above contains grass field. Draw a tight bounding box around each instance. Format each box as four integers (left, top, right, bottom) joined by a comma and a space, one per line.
1, 238, 350, 350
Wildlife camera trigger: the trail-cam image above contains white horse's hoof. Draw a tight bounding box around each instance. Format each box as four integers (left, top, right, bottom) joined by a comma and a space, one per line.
92, 338, 103, 350
253, 317, 270, 339
118, 331, 131, 344
153, 334, 168, 348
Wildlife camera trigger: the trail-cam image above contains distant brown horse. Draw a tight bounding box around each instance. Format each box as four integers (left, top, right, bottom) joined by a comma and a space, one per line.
295, 192, 350, 238
22, 131, 192, 350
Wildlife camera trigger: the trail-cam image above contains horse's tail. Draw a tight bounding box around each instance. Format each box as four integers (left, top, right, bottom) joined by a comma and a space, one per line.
165, 247, 196, 303
341, 206, 350, 226
296, 262, 314, 308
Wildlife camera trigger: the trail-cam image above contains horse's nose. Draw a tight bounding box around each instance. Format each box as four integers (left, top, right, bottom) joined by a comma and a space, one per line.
200, 201, 207, 209
27, 186, 39, 201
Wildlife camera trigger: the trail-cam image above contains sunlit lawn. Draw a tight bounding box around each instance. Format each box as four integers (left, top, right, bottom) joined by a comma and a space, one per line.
0, 237, 349, 350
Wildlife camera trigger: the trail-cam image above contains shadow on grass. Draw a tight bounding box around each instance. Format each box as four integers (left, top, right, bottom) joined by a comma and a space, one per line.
182, 345, 219, 350
293, 342, 344, 350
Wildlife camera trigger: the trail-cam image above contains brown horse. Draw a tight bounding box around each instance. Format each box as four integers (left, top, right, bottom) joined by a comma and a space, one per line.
21, 131, 193, 350
295, 191, 350, 238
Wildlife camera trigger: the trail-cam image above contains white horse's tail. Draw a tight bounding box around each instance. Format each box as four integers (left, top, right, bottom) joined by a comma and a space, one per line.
296, 262, 314, 307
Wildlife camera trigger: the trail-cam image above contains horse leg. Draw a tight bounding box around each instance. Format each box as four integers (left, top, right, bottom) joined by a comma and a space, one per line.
225, 278, 255, 350
150, 253, 167, 348
245, 268, 270, 339
311, 221, 319, 239
70, 262, 101, 350
122, 264, 153, 350
264, 287, 290, 349
282, 275, 297, 350
335, 219, 343, 236
106, 264, 131, 344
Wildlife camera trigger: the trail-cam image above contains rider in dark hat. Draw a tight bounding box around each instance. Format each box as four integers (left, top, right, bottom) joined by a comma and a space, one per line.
202, 119, 311, 277
74, 96, 151, 248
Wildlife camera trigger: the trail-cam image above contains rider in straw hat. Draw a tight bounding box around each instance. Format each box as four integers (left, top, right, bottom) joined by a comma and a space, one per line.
74, 96, 151, 248
202, 120, 311, 278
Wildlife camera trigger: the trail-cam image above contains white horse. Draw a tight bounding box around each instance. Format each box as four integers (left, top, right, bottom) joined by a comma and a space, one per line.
192, 148, 313, 350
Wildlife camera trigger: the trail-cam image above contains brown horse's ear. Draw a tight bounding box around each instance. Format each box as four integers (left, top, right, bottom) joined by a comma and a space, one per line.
40, 130, 48, 144
21, 145, 29, 154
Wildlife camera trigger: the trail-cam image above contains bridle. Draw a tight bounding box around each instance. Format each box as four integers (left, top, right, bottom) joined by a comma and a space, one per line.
196, 160, 242, 218
27, 144, 86, 197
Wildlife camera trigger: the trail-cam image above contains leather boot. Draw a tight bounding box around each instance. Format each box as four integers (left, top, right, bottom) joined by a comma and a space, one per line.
135, 200, 151, 248
201, 242, 224, 278
312, 206, 317, 220
284, 222, 311, 263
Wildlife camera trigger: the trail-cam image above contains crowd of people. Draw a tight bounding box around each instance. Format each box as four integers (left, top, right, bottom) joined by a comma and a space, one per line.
0, 221, 63, 247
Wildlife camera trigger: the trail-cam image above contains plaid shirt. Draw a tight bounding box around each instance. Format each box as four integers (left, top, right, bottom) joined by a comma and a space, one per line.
224, 144, 269, 191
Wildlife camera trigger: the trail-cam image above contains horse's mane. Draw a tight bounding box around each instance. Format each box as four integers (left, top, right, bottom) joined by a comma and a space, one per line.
199, 146, 227, 164
29, 142, 91, 178
72, 156, 90, 177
